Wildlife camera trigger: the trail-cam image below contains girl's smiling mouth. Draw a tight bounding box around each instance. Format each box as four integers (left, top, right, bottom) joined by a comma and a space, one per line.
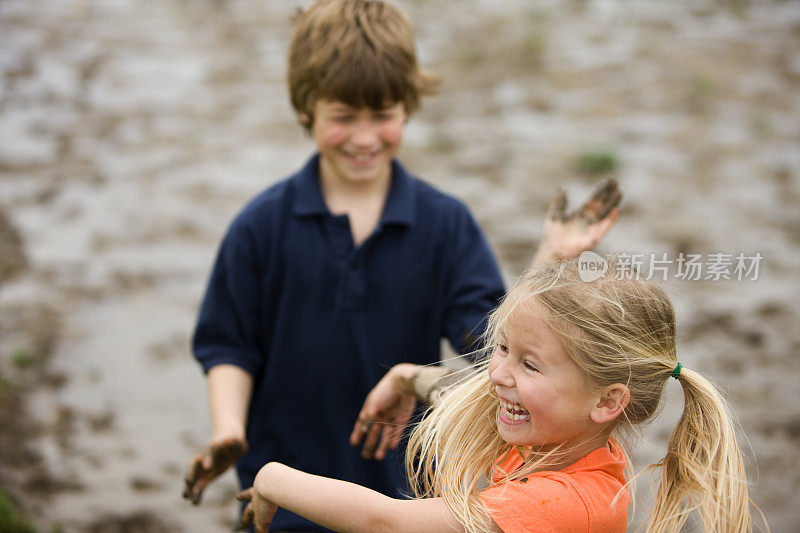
498, 397, 531, 424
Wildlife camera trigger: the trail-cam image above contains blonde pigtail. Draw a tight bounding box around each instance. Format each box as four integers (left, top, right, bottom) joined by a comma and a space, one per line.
648, 367, 754, 533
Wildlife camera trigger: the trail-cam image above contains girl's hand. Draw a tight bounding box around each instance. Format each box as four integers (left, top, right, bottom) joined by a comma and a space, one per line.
350, 364, 417, 461
236, 486, 278, 533
183, 435, 248, 505
532, 178, 622, 267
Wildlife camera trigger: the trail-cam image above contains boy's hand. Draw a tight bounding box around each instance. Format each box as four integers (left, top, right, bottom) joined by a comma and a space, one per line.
183, 436, 248, 505
532, 178, 622, 267
236, 487, 278, 533
350, 365, 416, 461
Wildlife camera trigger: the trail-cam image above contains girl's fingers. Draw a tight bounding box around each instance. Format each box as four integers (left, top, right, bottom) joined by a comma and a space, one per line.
236, 502, 255, 531
349, 415, 372, 446
360, 421, 382, 459
349, 418, 363, 445
374, 426, 392, 460
236, 487, 254, 501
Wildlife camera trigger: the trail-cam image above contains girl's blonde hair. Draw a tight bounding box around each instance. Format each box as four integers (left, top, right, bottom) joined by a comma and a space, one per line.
406, 258, 756, 533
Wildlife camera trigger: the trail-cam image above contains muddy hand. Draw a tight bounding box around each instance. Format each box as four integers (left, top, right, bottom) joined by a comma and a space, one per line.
547, 178, 621, 225
183, 437, 247, 505
540, 178, 622, 262
578, 178, 622, 224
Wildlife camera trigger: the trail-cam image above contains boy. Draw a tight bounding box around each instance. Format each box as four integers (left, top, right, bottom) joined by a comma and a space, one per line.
183, 1, 620, 531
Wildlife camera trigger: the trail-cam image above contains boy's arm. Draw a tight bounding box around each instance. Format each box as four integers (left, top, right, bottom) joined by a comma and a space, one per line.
530, 178, 622, 268
184, 364, 253, 504
238, 462, 472, 533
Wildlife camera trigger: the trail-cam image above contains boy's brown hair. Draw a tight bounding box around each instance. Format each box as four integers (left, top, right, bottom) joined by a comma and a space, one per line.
288, 0, 438, 130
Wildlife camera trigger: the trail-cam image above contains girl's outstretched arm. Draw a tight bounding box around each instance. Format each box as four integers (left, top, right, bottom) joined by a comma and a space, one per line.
237, 462, 471, 533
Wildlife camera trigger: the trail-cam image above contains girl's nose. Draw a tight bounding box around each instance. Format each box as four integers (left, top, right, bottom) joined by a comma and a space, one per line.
489, 358, 515, 388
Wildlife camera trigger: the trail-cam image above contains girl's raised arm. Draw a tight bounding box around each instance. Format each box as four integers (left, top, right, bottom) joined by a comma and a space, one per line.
238, 461, 477, 533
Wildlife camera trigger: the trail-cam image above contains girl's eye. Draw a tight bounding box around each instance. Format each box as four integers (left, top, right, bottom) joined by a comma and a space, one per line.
498, 344, 509, 353
523, 361, 539, 372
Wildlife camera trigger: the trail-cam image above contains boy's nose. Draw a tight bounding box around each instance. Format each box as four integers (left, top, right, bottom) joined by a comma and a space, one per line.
350, 120, 379, 147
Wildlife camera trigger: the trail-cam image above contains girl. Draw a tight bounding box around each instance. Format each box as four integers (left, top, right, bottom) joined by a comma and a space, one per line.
238, 258, 758, 532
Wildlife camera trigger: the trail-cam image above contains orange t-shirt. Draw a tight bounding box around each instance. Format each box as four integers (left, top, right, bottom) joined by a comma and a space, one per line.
480, 439, 629, 533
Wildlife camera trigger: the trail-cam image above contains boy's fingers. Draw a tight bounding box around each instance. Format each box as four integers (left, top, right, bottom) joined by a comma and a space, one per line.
201, 450, 214, 470
589, 209, 620, 241
546, 187, 569, 222
184, 452, 205, 485
593, 182, 621, 221
190, 478, 210, 505
182, 457, 201, 499
582, 179, 621, 223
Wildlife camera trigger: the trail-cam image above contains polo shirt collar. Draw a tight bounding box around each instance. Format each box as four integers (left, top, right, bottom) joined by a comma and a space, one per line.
379, 159, 415, 228
292, 154, 416, 228
292, 155, 329, 217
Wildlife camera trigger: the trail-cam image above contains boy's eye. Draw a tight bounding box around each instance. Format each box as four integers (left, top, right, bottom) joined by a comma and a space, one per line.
332, 114, 355, 123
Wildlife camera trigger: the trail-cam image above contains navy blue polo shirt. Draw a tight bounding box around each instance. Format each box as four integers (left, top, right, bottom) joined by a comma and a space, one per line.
193, 154, 504, 531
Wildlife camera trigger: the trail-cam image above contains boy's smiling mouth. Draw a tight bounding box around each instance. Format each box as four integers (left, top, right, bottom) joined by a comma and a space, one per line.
343, 149, 380, 164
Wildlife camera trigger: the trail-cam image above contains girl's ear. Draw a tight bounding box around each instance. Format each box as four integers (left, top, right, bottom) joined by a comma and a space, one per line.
591, 384, 630, 424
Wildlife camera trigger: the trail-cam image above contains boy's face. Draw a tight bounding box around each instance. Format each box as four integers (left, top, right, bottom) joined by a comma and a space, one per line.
310, 99, 406, 187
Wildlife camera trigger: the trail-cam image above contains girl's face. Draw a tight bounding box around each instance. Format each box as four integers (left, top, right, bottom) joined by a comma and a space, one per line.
488, 298, 601, 450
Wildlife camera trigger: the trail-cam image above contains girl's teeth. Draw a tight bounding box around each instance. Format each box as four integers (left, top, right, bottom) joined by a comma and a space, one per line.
501, 400, 529, 420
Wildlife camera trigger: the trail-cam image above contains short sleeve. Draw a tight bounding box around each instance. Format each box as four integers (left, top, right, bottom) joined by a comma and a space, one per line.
480, 476, 589, 533
441, 205, 505, 355
192, 220, 264, 376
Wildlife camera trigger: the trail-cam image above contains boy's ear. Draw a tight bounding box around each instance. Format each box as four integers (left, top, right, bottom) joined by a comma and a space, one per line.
591, 384, 629, 424
298, 112, 311, 128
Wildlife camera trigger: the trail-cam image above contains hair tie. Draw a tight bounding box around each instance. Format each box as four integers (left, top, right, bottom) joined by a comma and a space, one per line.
671, 362, 682, 380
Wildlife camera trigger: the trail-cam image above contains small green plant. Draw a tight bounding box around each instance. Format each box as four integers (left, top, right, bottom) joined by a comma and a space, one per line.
426, 129, 456, 154
0, 490, 36, 533
461, 45, 486, 67
575, 149, 619, 175
11, 349, 33, 369
690, 74, 717, 98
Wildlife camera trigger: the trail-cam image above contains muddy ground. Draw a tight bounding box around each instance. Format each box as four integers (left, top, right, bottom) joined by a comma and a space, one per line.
1, 0, 799, 531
